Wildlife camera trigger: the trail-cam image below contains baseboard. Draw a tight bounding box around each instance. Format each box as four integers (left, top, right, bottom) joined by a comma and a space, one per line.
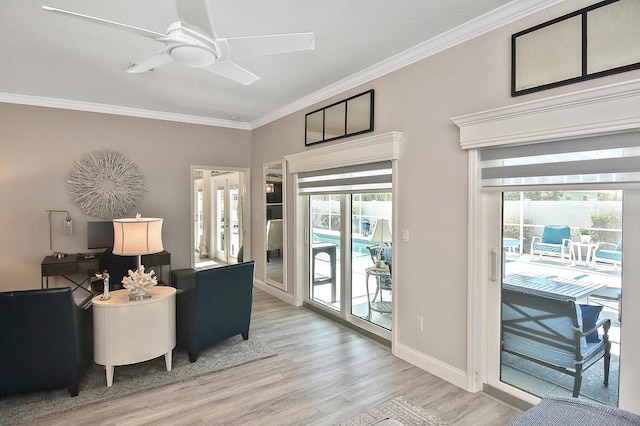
254, 279, 296, 305
394, 341, 468, 390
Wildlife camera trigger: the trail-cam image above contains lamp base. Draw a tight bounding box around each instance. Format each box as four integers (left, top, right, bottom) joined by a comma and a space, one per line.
128, 293, 152, 301
52, 251, 67, 259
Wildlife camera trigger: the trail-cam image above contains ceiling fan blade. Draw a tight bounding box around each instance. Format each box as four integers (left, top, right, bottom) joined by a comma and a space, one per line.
126, 47, 173, 73
221, 33, 315, 60
203, 61, 260, 86
42, 6, 169, 41
174, 0, 216, 37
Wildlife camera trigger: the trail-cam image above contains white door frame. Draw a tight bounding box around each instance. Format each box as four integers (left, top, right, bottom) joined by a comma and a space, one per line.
190, 166, 249, 269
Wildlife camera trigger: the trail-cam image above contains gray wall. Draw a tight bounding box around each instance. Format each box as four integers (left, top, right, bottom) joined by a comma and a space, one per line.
249, 0, 640, 373
0, 104, 251, 290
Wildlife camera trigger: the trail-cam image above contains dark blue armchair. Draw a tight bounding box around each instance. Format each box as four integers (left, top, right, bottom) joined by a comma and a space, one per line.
0, 287, 92, 397
174, 261, 255, 362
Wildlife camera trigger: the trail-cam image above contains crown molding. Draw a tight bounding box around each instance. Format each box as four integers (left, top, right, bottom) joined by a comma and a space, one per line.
286, 131, 403, 173
251, 0, 563, 129
451, 78, 640, 149
0, 92, 252, 130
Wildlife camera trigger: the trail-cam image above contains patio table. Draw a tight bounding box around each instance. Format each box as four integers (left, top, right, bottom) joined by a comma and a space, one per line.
502, 273, 606, 303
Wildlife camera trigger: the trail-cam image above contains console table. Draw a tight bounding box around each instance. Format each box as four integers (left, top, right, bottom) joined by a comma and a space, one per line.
41, 250, 171, 294
92, 286, 176, 387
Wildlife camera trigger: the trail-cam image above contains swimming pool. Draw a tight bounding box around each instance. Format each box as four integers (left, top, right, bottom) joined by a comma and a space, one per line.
314, 232, 372, 259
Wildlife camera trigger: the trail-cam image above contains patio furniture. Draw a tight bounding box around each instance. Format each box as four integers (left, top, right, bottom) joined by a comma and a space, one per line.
361, 218, 370, 236
570, 241, 597, 266
503, 272, 606, 304
589, 286, 622, 322
365, 267, 392, 319
366, 245, 392, 298
503, 238, 521, 254
591, 241, 622, 268
530, 225, 572, 263
311, 242, 337, 303
502, 288, 611, 398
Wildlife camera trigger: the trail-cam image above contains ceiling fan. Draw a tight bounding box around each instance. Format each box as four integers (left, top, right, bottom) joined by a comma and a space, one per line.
42, 0, 315, 85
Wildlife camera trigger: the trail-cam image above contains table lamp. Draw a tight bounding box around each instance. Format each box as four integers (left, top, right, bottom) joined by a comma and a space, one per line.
112, 214, 164, 269
369, 218, 392, 269
46, 209, 73, 258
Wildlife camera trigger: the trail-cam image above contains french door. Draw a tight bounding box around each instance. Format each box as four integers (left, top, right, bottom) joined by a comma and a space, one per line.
484, 189, 640, 410
213, 177, 240, 264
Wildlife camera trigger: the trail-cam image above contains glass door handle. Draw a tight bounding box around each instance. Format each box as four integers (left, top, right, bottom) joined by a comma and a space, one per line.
489, 249, 498, 282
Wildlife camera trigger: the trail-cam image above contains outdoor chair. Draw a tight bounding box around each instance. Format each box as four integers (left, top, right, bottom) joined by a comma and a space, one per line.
502, 288, 611, 398
591, 240, 622, 269
530, 225, 572, 263
589, 286, 622, 322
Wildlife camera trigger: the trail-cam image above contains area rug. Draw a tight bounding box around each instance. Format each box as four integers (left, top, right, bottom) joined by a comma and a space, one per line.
336, 396, 447, 426
0, 334, 277, 425
502, 351, 619, 406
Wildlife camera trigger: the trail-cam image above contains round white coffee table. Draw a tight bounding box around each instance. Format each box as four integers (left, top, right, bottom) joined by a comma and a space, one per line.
92, 286, 176, 387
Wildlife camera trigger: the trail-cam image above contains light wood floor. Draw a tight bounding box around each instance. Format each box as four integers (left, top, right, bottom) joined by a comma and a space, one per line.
32, 288, 522, 426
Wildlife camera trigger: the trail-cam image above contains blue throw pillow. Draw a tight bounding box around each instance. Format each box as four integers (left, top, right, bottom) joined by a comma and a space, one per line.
579, 304, 603, 343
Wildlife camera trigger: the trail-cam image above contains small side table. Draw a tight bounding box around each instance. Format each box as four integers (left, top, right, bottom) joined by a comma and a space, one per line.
92, 286, 176, 387
365, 267, 392, 320
571, 241, 597, 266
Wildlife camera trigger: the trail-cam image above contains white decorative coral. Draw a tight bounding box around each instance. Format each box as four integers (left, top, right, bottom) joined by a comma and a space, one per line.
121, 265, 157, 299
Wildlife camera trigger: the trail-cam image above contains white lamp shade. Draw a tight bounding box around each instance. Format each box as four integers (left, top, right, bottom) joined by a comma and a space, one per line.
370, 219, 392, 244
112, 217, 163, 256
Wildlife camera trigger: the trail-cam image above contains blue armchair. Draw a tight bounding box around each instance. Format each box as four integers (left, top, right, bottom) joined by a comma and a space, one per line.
530, 225, 572, 263
174, 261, 255, 362
0, 288, 92, 397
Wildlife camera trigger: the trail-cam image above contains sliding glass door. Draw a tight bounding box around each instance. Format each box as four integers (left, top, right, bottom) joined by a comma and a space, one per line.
485, 188, 639, 408
299, 161, 394, 339
499, 190, 622, 406
308, 192, 392, 333
309, 194, 342, 311
351, 193, 392, 330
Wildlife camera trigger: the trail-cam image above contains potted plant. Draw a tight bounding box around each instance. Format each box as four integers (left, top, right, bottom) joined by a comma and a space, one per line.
579, 228, 592, 243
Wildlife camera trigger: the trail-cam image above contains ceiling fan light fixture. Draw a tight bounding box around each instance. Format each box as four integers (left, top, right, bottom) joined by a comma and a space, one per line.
169, 45, 217, 68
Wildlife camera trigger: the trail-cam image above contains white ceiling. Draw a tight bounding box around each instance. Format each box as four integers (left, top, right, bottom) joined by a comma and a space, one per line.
0, 0, 560, 129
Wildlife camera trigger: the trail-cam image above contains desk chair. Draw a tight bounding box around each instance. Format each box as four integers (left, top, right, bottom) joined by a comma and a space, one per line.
89, 248, 137, 293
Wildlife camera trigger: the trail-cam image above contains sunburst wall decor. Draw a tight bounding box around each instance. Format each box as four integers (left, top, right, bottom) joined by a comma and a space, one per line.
67, 150, 147, 219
